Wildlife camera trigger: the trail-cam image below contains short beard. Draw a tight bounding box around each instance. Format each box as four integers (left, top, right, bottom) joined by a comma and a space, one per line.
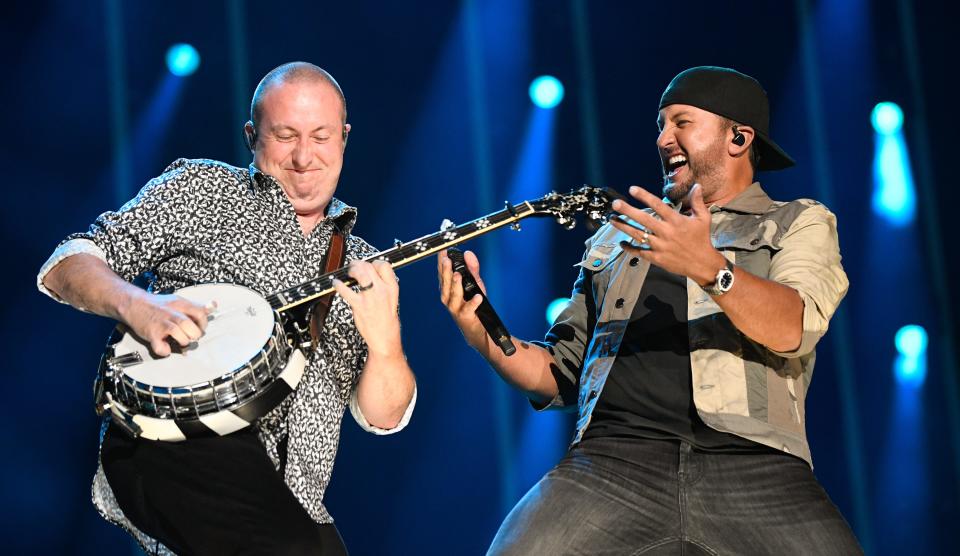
662, 178, 692, 204
661, 136, 726, 204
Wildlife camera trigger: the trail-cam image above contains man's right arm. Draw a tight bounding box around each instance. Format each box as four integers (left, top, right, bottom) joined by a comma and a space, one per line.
42, 253, 208, 357
437, 250, 565, 407
39, 161, 217, 357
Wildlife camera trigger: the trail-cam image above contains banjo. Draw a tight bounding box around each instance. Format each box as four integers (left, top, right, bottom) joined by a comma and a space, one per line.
96, 186, 618, 441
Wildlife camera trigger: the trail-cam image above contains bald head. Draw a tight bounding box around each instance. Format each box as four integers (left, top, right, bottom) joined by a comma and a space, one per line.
249, 62, 347, 132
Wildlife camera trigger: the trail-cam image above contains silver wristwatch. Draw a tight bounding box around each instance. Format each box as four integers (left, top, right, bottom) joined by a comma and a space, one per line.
704, 259, 735, 296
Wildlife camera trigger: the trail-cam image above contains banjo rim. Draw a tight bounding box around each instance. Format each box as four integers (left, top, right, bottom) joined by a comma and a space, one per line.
101, 283, 300, 429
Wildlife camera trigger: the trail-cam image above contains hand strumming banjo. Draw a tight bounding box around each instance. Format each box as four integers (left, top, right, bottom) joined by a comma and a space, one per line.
96, 186, 618, 441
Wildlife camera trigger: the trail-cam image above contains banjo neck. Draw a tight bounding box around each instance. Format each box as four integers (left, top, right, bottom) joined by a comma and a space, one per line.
266, 201, 538, 313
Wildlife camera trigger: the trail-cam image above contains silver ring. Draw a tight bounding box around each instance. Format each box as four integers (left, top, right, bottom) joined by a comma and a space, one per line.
356, 282, 374, 292
641, 231, 650, 244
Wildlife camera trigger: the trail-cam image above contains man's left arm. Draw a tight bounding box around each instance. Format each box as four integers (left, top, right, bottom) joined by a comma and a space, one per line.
749, 201, 849, 357
353, 342, 417, 433
333, 260, 417, 433
697, 255, 806, 353
610, 184, 848, 355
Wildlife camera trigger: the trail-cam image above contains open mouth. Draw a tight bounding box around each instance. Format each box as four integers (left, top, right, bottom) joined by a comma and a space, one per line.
664, 154, 688, 178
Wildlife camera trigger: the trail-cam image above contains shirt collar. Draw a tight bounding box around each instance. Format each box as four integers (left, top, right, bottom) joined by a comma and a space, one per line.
247, 164, 359, 234
709, 182, 774, 215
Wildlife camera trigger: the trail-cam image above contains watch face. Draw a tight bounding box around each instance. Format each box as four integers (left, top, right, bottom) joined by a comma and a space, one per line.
719, 269, 734, 291
705, 261, 735, 296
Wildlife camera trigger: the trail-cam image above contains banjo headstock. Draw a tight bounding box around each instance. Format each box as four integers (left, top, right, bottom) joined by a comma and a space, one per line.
527, 186, 623, 230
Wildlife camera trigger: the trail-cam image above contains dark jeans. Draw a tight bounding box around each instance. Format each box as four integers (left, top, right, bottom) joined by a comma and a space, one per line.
489, 436, 862, 555
101, 424, 348, 556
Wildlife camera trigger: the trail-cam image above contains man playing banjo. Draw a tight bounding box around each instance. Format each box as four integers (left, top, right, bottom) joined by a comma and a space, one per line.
37, 62, 416, 555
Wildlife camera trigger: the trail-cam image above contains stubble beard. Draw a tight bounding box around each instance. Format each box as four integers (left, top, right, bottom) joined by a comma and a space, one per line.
662, 175, 693, 204
661, 137, 726, 205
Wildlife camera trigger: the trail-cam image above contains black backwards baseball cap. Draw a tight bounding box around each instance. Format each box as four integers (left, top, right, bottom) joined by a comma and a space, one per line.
659, 66, 795, 171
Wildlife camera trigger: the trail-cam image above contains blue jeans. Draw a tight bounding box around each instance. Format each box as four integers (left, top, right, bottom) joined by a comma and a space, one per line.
489, 437, 862, 555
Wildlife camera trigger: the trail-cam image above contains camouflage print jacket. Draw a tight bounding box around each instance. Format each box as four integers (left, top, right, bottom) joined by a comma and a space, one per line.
537, 183, 849, 466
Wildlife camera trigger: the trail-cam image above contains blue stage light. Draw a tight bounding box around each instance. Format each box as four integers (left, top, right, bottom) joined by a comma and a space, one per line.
166, 44, 200, 77
871, 102, 916, 227
529, 76, 564, 109
894, 355, 925, 384
871, 102, 903, 135
894, 325, 928, 387
895, 325, 928, 358
546, 298, 570, 325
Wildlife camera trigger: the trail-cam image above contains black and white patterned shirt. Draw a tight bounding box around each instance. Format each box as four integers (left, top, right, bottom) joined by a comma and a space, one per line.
38, 158, 415, 553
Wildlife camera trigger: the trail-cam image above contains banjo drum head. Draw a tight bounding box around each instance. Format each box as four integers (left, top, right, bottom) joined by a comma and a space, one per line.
112, 284, 277, 388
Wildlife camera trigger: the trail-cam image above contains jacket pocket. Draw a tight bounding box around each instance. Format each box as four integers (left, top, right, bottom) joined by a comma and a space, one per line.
713, 221, 779, 279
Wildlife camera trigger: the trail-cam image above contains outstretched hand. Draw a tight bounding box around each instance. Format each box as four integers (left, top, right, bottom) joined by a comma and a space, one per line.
608, 184, 726, 286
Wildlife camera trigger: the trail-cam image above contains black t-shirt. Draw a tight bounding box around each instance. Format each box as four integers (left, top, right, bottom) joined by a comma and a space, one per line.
582, 263, 767, 451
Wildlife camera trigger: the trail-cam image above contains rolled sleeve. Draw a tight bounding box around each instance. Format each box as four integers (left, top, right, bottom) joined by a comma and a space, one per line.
36, 238, 107, 306
349, 385, 417, 435
767, 203, 849, 358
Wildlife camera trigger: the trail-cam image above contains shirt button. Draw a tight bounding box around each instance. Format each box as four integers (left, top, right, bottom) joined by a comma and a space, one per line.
750, 238, 760, 246
615, 298, 625, 308
629, 257, 640, 266
588, 390, 599, 400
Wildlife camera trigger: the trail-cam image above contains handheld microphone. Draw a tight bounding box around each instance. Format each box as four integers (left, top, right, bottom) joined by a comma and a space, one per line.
447, 247, 516, 356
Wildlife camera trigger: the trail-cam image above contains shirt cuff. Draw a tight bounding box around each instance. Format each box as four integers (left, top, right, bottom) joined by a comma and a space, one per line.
766, 290, 825, 358
349, 385, 417, 435
36, 238, 107, 307
529, 391, 567, 412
